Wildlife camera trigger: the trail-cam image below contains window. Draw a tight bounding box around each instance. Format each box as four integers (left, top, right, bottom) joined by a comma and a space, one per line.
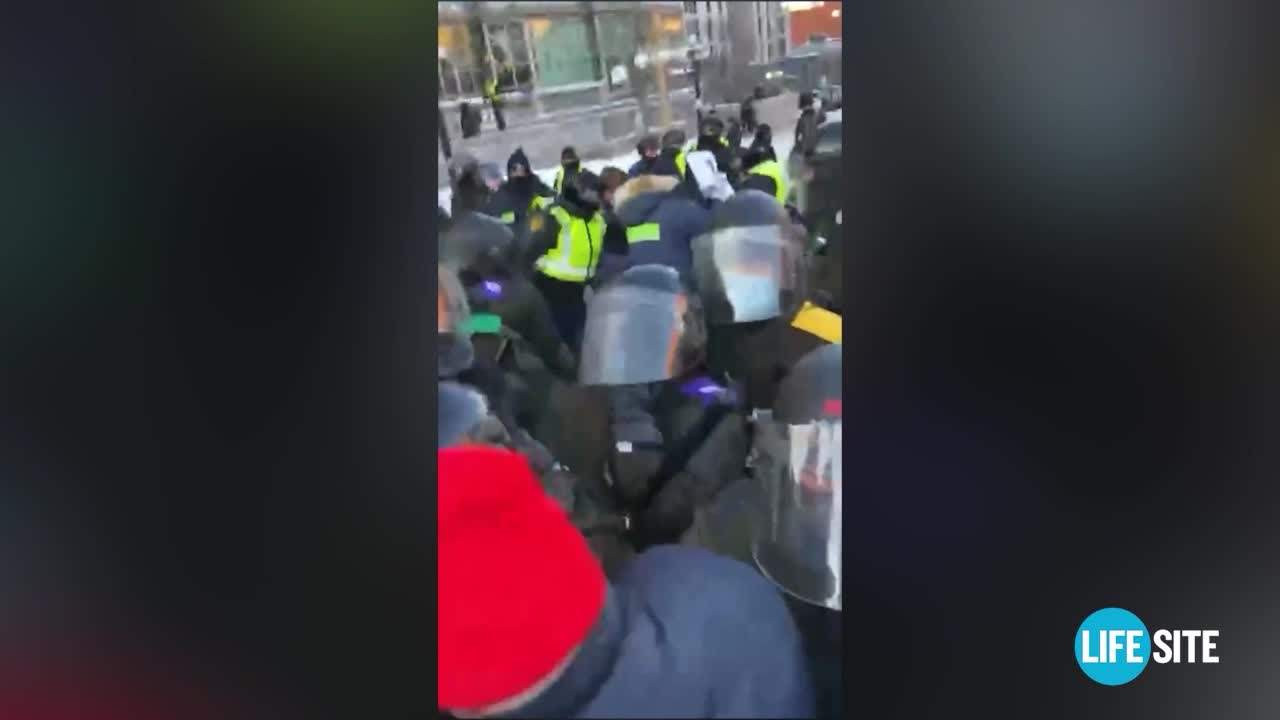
597, 14, 639, 92
482, 21, 536, 92
529, 16, 599, 89
438, 23, 483, 100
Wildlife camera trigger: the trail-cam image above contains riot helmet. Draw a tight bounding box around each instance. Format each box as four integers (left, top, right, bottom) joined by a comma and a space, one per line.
691, 189, 807, 325
750, 343, 842, 610
578, 264, 707, 386
794, 119, 842, 224
660, 129, 687, 151
437, 264, 474, 378
438, 381, 509, 449
440, 211, 519, 281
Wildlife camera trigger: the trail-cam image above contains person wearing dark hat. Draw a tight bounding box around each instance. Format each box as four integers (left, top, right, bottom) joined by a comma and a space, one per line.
658, 129, 688, 180
526, 169, 606, 352
486, 147, 555, 234
552, 146, 581, 199
694, 115, 735, 178
628, 134, 662, 178
437, 446, 814, 718
794, 91, 823, 159
740, 125, 788, 205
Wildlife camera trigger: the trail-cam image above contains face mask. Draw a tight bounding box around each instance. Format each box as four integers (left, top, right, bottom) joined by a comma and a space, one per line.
722, 273, 782, 323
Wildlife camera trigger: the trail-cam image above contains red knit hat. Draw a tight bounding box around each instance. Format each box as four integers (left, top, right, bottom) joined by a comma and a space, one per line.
437, 446, 607, 711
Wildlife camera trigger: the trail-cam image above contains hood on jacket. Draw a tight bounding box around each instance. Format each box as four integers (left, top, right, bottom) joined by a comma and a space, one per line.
507, 147, 531, 176
612, 175, 681, 226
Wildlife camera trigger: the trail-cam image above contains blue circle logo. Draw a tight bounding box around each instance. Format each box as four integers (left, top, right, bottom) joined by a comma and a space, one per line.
1075, 607, 1150, 685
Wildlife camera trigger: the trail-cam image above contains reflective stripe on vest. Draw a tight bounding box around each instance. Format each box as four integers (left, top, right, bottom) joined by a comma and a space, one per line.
674, 151, 686, 179
625, 222, 661, 244
500, 210, 516, 224
536, 205, 606, 283
747, 159, 787, 204
790, 302, 841, 344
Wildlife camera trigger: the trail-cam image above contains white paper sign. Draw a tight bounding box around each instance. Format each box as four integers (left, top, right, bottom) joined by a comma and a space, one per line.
685, 150, 734, 201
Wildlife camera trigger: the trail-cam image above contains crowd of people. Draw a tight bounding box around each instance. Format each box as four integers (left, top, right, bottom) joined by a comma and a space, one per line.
437, 110, 844, 718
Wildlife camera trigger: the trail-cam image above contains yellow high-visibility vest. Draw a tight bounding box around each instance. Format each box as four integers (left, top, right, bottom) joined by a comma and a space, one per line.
747, 159, 788, 205
625, 222, 661, 245
536, 205, 606, 283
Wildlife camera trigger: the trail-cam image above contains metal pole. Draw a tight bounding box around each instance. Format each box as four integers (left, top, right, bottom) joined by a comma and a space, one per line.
648, 11, 672, 129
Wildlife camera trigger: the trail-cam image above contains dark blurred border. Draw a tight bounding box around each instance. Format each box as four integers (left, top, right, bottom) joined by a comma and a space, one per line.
2, 4, 438, 718
845, 2, 1280, 718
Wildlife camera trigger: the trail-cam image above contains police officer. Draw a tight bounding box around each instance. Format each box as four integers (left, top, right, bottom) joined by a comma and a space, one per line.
485, 148, 555, 240
740, 125, 788, 205
578, 264, 749, 549
658, 129, 688, 180
793, 118, 844, 314
693, 189, 818, 411
482, 72, 506, 131
552, 146, 581, 199
685, 344, 843, 718
441, 211, 576, 431
527, 169, 607, 353
693, 115, 735, 177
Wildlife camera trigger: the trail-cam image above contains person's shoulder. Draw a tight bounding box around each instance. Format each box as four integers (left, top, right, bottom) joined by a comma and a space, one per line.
620, 545, 787, 614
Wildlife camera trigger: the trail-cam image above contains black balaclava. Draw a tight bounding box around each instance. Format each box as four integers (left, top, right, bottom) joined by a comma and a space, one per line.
506, 147, 534, 197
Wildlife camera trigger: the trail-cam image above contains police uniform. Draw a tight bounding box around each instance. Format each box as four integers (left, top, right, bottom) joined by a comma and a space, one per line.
744, 157, 788, 204
578, 265, 750, 550
440, 211, 577, 431
683, 344, 843, 718
528, 171, 607, 352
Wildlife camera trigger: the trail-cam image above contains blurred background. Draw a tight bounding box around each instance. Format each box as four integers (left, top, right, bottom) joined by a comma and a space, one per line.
437, 1, 843, 194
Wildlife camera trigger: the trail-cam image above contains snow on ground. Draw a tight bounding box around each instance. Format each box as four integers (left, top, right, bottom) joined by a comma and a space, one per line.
438, 119, 806, 212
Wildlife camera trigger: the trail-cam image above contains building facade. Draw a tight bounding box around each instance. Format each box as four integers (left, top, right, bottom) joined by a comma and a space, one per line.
783, 1, 842, 48
437, 1, 698, 185
725, 2, 789, 66
438, 1, 690, 115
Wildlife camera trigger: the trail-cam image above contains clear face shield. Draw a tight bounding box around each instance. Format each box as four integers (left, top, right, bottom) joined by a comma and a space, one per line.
749, 411, 842, 611
578, 275, 705, 386
438, 265, 475, 378
690, 225, 807, 325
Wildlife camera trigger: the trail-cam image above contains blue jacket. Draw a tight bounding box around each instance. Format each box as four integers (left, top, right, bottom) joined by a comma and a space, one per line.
496, 546, 814, 719
611, 174, 712, 279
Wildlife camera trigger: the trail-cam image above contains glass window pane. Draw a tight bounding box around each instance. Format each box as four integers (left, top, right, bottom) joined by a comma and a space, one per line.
530, 16, 598, 88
